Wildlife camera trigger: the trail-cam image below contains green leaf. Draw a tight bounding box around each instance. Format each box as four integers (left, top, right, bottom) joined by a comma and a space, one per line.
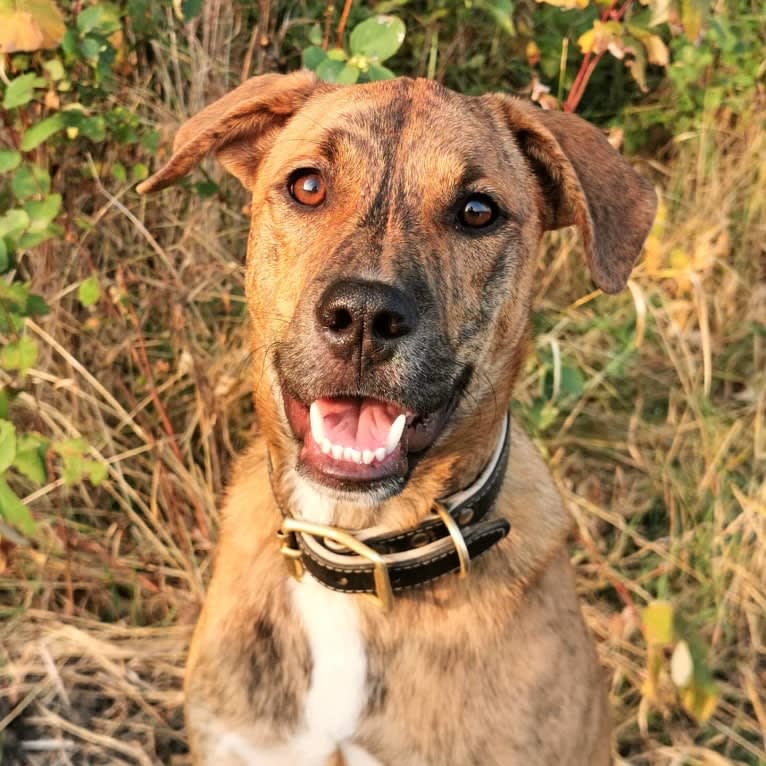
308, 24, 322, 46
194, 180, 218, 198
11, 164, 50, 199
77, 275, 100, 307
2, 72, 44, 108
43, 57, 65, 80
642, 600, 675, 645
111, 162, 126, 183
181, 0, 203, 22
78, 34, 102, 62
302, 44, 327, 71
349, 15, 405, 62
0, 239, 8, 273
560, 365, 585, 398
0, 335, 38, 374
0, 387, 9, 419
0, 419, 17, 472
0, 208, 30, 240
0, 150, 22, 173
316, 58, 348, 83
474, 0, 515, 36
26, 293, 49, 316
80, 115, 106, 142
0, 475, 37, 535
335, 64, 360, 85
13, 432, 48, 484
87, 460, 107, 485
20, 112, 65, 150
131, 163, 148, 182
23, 193, 61, 232
54, 437, 106, 486
326, 47, 347, 62
77, 3, 121, 36
367, 63, 396, 81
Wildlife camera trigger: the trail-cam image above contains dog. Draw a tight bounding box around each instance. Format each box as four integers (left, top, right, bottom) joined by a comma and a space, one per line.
138, 70, 656, 766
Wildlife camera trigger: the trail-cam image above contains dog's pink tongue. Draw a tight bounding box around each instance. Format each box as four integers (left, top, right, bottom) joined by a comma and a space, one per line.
316, 397, 400, 451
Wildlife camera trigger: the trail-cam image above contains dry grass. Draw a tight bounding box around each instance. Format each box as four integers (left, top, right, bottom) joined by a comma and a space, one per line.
1, 6, 764, 764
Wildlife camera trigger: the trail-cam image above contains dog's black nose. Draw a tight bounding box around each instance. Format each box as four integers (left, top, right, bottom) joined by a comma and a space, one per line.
316, 279, 417, 362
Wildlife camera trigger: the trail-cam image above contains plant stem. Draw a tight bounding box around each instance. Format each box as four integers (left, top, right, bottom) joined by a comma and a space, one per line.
335, 0, 353, 49
563, 0, 633, 113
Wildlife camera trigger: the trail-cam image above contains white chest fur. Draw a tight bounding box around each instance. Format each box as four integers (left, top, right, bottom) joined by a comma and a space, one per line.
291, 574, 369, 745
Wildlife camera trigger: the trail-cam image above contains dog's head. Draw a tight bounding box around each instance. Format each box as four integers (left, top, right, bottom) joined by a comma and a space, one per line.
139, 71, 655, 525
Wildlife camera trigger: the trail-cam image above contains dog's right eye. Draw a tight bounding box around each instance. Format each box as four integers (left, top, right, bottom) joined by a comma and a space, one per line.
458, 195, 498, 230
289, 170, 326, 207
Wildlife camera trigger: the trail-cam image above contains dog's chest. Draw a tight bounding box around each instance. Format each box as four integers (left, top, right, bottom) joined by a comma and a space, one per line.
291, 575, 368, 738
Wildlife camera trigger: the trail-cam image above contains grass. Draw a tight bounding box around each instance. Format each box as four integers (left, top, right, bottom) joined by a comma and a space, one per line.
1, 5, 764, 764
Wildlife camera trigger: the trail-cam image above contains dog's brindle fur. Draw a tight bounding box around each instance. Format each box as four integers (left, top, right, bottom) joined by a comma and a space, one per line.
139, 71, 656, 765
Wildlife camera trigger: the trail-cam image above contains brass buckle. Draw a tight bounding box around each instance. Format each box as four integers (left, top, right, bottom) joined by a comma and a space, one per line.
433, 502, 471, 578
278, 517, 395, 612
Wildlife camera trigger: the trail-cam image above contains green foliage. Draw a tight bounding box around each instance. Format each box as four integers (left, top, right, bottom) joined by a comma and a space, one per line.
303, 15, 406, 83
0, 0, 158, 538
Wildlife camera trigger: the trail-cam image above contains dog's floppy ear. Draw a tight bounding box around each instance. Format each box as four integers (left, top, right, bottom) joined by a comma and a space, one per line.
490, 96, 657, 293
137, 70, 321, 194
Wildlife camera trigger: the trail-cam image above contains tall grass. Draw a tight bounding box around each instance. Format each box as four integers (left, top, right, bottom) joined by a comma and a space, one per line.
1, 4, 764, 764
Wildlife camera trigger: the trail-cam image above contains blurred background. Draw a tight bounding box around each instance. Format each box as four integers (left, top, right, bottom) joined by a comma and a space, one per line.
0, 1, 764, 763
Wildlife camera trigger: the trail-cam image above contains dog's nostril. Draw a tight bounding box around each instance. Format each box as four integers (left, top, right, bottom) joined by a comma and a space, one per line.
328, 307, 353, 332
372, 311, 409, 340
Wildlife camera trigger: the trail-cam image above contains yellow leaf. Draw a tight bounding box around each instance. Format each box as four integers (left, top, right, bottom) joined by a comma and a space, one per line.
536, 0, 589, 8
642, 600, 675, 645
578, 27, 596, 54
681, 0, 707, 40
680, 682, 719, 724
0, 0, 65, 53
577, 20, 624, 56
642, 33, 669, 66
526, 40, 541, 66
628, 26, 670, 67
669, 247, 690, 271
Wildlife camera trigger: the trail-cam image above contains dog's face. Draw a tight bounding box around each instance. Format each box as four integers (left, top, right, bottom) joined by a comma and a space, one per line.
139, 72, 655, 519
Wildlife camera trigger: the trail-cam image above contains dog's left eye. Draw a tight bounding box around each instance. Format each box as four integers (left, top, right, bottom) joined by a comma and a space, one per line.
289, 170, 326, 207
458, 195, 498, 229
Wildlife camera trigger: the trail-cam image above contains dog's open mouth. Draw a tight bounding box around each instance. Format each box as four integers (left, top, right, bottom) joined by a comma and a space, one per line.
282, 390, 459, 489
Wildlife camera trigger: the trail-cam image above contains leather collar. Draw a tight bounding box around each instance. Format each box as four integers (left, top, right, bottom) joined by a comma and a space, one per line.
276, 414, 511, 610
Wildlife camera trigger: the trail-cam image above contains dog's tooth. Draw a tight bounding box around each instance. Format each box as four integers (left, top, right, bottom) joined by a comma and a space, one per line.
351, 448, 363, 464
343, 446, 354, 462
385, 414, 407, 455
321, 438, 332, 455
374, 447, 387, 462
309, 401, 325, 444
331, 444, 343, 460
362, 449, 374, 464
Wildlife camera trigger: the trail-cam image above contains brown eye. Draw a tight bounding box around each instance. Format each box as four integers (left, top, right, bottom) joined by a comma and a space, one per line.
459, 196, 497, 229
289, 170, 326, 207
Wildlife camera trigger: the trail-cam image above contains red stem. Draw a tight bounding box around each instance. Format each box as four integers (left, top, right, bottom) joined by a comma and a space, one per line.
563, 0, 634, 113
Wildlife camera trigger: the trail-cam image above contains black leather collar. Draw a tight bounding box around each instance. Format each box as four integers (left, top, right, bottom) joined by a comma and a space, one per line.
276, 414, 511, 609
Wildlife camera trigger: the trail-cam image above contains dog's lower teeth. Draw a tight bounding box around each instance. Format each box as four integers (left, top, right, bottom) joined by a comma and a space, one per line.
375, 447, 386, 462
362, 449, 374, 464
331, 444, 343, 460
321, 439, 332, 455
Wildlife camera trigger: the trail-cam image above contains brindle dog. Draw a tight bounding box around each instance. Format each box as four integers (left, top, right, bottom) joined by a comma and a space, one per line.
139, 70, 656, 766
